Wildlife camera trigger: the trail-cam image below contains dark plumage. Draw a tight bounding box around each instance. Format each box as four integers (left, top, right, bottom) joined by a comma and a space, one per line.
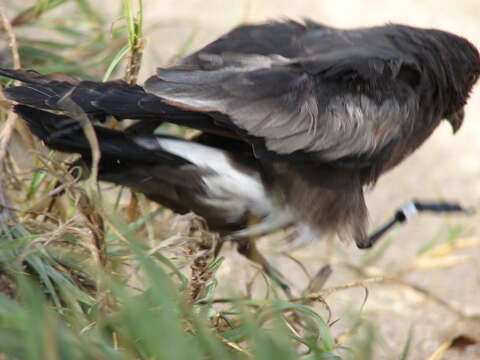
1, 20, 479, 249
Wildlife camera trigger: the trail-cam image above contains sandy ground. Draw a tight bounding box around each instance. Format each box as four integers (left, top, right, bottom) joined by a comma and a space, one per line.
4, 0, 480, 358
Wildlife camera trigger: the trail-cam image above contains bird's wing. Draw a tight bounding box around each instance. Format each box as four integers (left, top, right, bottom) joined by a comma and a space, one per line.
178, 20, 327, 61
144, 46, 421, 163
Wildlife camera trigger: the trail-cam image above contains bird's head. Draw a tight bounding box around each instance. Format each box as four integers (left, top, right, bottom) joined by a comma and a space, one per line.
420, 28, 480, 131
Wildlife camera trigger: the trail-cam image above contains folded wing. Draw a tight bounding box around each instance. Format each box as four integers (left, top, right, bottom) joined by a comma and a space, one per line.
145, 45, 421, 163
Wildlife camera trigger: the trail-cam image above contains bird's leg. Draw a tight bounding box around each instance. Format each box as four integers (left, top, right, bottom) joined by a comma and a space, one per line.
362, 200, 474, 249
230, 212, 293, 298
236, 237, 293, 299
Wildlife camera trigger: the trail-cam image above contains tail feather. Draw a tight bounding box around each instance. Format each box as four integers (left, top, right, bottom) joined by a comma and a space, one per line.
1, 69, 222, 133
1, 69, 75, 111
14, 105, 191, 168
2, 69, 146, 117
14, 104, 208, 216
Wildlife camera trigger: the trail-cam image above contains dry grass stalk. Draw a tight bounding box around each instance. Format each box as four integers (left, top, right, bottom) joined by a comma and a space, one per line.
0, 6, 35, 150
0, 7, 20, 69
294, 276, 383, 302
124, 38, 144, 85
123, 0, 144, 85
185, 217, 218, 303
0, 6, 22, 239
123, 0, 145, 221
125, 191, 141, 223
0, 6, 20, 167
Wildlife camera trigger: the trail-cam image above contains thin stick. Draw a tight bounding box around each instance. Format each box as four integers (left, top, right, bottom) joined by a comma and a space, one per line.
0, 6, 21, 239
56, 93, 101, 187
0, 7, 37, 151
0, 112, 17, 168
0, 7, 20, 69
0, 6, 21, 165
123, 0, 144, 85
293, 277, 384, 301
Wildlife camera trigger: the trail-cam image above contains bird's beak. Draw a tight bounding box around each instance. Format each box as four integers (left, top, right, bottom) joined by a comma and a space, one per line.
446, 108, 465, 134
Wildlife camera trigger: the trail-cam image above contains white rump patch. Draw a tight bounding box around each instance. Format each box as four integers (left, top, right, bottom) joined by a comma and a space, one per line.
134, 136, 275, 222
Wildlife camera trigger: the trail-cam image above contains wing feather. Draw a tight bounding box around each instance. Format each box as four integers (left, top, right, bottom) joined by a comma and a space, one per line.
145, 36, 421, 163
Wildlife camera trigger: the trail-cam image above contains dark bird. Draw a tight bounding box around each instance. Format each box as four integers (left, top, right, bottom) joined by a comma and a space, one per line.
1, 20, 479, 292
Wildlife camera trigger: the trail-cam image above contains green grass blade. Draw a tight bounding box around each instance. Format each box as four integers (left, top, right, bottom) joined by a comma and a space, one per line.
102, 44, 130, 81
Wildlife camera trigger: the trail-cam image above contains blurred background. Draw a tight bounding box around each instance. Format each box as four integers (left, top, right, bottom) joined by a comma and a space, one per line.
1, 0, 480, 358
